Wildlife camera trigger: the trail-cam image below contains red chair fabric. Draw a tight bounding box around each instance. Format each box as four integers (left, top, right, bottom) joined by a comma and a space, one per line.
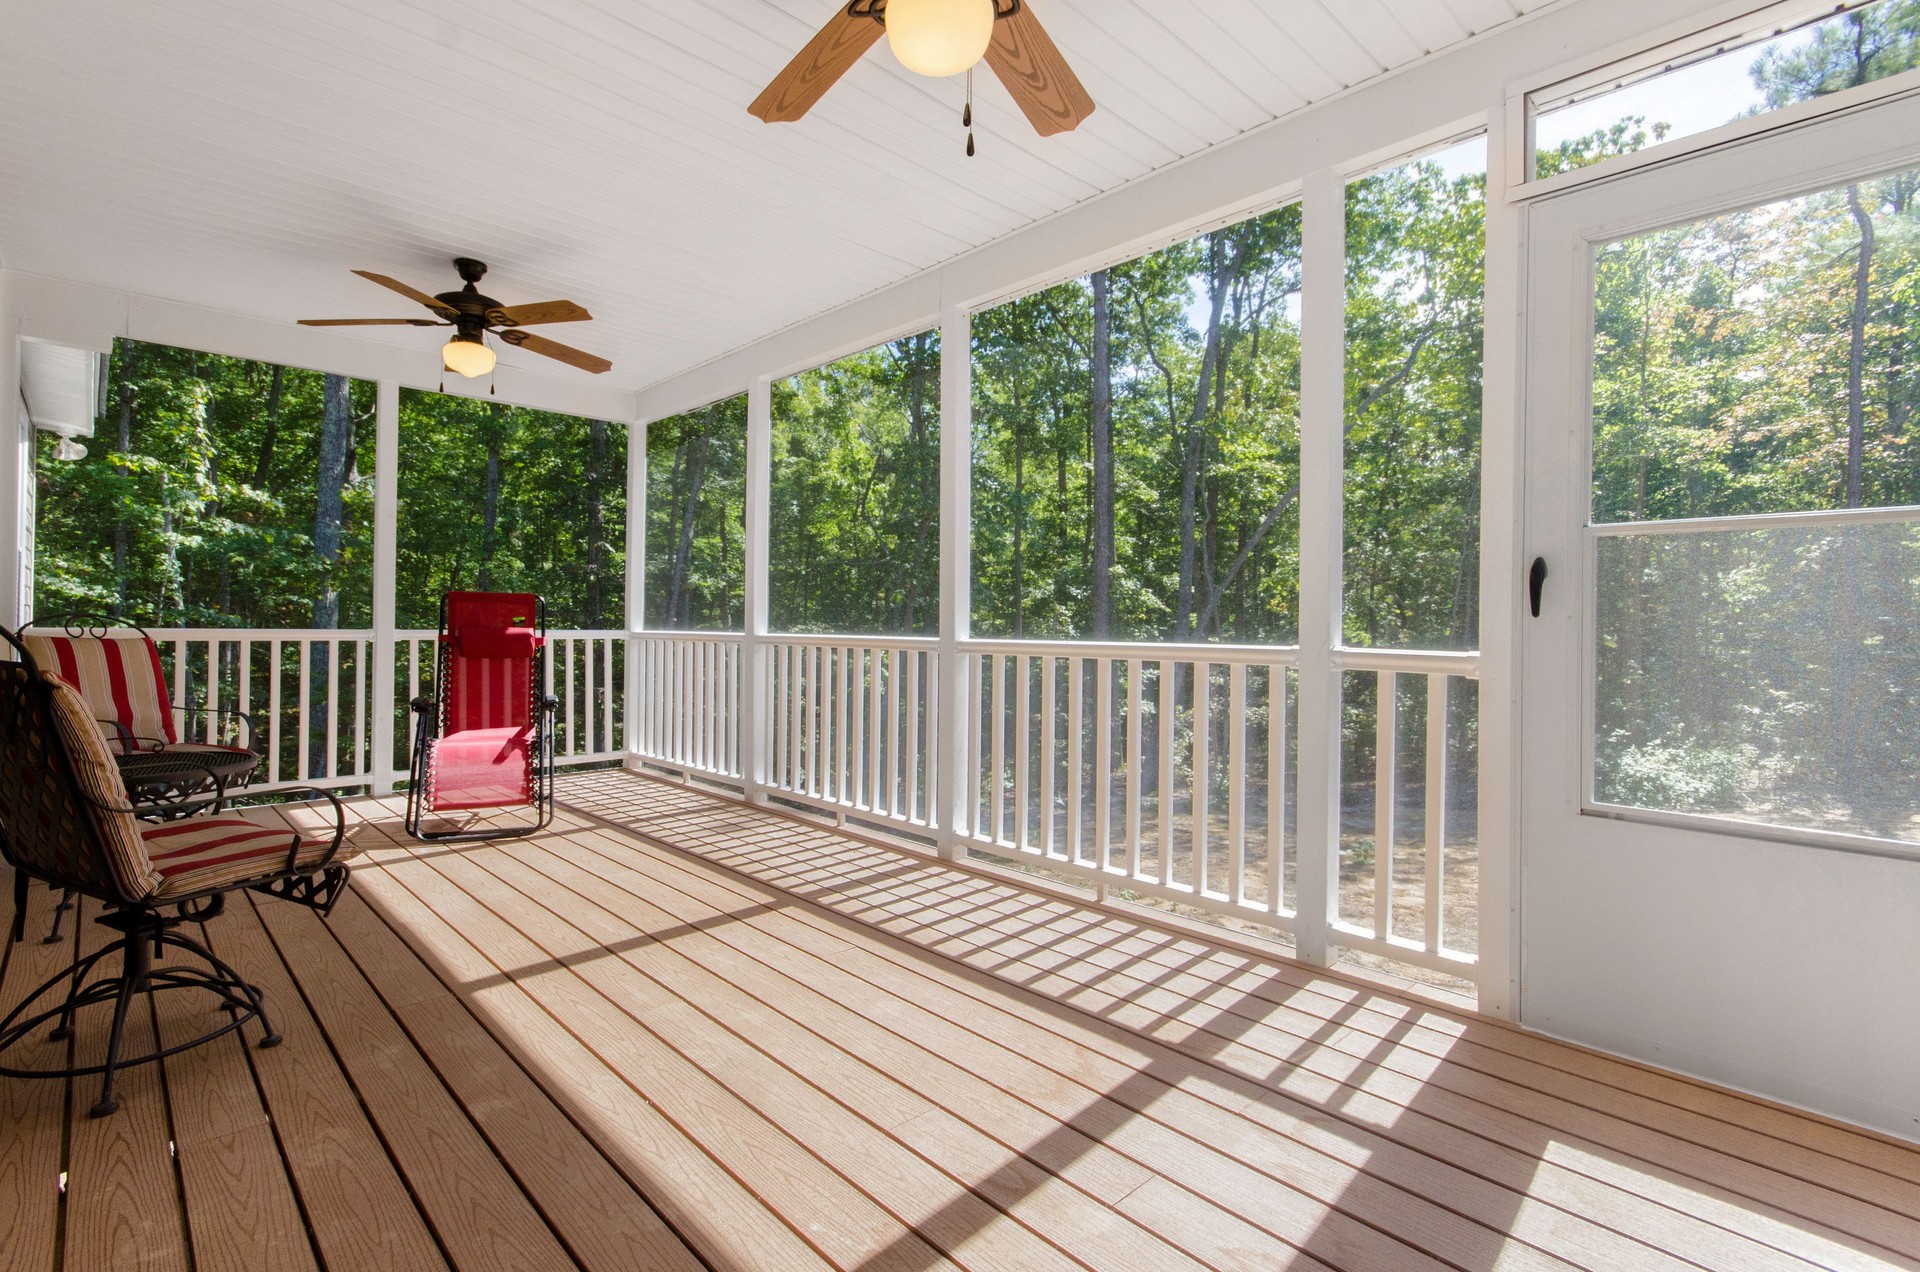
425, 593, 543, 813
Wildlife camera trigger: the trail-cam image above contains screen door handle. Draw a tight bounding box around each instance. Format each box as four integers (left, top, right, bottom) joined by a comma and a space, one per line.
1529, 557, 1548, 618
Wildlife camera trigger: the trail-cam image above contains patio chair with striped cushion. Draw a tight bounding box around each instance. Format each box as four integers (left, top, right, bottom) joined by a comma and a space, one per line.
19, 620, 259, 778
0, 625, 358, 1117
405, 592, 559, 842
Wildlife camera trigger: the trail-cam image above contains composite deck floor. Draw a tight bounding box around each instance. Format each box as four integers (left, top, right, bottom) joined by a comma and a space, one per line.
3, 769, 1919, 1271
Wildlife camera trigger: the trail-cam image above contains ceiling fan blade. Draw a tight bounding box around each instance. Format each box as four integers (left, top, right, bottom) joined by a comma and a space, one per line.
486, 299, 592, 328
351, 269, 463, 321
498, 328, 612, 374
749, 8, 883, 123
298, 317, 446, 327
984, 5, 1095, 137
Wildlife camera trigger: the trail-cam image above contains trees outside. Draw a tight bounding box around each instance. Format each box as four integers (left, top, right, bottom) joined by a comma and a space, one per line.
645, 395, 746, 631
769, 333, 941, 636
971, 207, 1305, 644
395, 390, 625, 631
35, 339, 375, 628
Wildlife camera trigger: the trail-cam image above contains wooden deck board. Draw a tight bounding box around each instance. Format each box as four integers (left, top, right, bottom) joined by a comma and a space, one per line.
4, 768, 1919, 1272
0, 879, 76, 1272
570, 777, 1920, 1271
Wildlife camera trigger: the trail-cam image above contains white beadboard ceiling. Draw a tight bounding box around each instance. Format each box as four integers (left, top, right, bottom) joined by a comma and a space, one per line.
0, 0, 1539, 392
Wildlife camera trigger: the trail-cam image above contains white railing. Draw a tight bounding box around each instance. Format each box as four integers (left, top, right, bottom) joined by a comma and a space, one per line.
151, 629, 376, 794
150, 628, 628, 794
766, 636, 937, 828
626, 628, 1480, 976
1331, 648, 1481, 975
964, 639, 1299, 934
630, 632, 743, 780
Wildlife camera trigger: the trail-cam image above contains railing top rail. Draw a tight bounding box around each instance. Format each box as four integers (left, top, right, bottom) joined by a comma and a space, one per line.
960, 637, 1302, 664
631, 629, 746, 643
132, 627, 629, 642
1331, 646, 1481, 676
767, 633, 940, 651
138, 628, 377, 641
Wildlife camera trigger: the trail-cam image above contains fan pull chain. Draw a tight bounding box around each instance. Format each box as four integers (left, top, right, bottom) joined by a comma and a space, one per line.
964, 67, 975, 157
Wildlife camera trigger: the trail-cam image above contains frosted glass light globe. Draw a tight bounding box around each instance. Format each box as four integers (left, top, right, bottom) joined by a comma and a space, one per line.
887, 0, 994, 78
442, 333, 496, 379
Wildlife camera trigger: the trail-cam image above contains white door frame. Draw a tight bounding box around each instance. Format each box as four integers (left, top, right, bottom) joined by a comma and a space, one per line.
1518, 92, 1920, 1140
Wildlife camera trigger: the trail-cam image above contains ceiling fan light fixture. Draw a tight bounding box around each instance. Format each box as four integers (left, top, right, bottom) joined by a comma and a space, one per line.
442, 331, 496, 379
887, 0, 995, 77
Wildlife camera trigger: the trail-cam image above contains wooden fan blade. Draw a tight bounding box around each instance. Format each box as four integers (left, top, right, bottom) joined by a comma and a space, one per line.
351, 269, 463, 321
298, 318, 446, 327
984, 5, 1095, 137
498, 328, 612, 374
485, 299, 592, 328
749, 9, 883, 123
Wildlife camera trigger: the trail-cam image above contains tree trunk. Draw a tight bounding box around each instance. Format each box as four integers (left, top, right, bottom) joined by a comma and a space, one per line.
1846, 184, 1875, 508
1090, 269, 1115, 639
667, 414, 711, 628
478, 439, 501, 591
252, 364, 285, 491
1175, 237, 1248, 641
309, 373, 352, 777
112, 347, 137, 615
1013, 400, 1026, 639
586, 419, 608, 628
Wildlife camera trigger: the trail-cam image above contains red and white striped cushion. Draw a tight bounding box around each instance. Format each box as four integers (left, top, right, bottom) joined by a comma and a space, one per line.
23, 630, 176, 750
143, 814, 341, 900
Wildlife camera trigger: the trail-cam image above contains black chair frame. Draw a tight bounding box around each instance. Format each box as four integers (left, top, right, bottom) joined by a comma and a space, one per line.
0, 627, 350, 1117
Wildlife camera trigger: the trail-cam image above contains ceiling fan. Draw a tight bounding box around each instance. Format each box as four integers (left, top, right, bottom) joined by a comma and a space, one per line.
751, 0, 1094, 147
299, 258, 612, 377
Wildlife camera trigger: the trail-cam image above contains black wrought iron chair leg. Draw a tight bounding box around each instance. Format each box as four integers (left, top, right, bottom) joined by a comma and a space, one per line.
9, 870, 24, 945
89, 935, 147, 1118
45, 888, 74, 945
47, 939, 117, 1042
161, 931, 282, 1048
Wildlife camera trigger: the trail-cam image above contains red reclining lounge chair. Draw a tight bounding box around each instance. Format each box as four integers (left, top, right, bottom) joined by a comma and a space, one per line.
405, 592, 558, 841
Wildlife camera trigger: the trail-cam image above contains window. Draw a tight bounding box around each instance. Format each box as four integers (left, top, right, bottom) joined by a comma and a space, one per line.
1532, 1, 1920, 181
396, 390, 625, 631
1343, 136, 1486, 652
35, 337, 375, 629
770, 333, 940, 636
646, 395, 746, 631
1590, 162, 1920, 842
969, 203, 1304, 644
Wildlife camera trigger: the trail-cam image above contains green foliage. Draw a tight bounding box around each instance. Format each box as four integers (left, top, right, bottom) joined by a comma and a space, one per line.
395, 390, 625, 630
1344, 146, 1486, 652
770, 333, 941, 636
971, 204, 1305, 643
36, 340, 374, 627
646, 395, 746, 630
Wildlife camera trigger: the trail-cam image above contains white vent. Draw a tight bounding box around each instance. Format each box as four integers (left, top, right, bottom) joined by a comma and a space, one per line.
20, 338, 104, 439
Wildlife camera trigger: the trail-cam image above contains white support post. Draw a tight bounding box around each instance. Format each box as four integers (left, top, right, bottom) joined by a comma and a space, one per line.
742, 376, 773, 804
369, 380, 399, 794
624, 417, 648, 768
1477, 93, 1525, 1019
0, 290, 28, 632
1295, 166, 1347, 968
938, 303, 972, 859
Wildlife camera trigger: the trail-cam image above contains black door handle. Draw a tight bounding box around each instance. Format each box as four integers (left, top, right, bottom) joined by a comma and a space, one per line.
1529, 557, 1548, 618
